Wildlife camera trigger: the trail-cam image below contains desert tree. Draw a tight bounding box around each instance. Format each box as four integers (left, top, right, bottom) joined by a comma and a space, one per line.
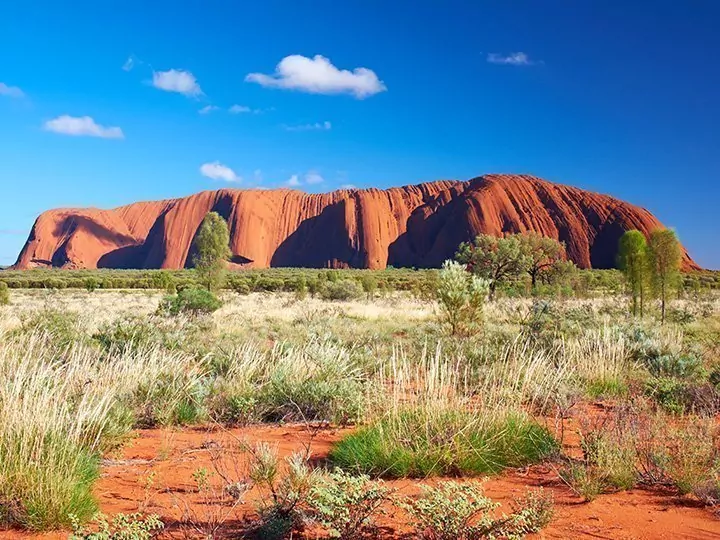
647, 228, 682, 324
518, 232, 567, 288
456, 234, 528, 300
617, 230, 649, 317
193, 212, 231, 291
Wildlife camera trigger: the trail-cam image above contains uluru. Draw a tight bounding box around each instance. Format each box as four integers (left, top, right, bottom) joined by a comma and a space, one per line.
12, 174, 697, 271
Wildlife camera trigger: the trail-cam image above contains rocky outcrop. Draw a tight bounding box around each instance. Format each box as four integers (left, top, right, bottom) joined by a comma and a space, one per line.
13, 174, 698, 271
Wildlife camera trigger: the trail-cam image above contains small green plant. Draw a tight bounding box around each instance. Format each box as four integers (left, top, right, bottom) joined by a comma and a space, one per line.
69, 512, 163, 540
159, 287, 221, 316
559, 462, 605, 502
307, 468, 392, 539
400, 480, 552, 540
246, 443, 318, 539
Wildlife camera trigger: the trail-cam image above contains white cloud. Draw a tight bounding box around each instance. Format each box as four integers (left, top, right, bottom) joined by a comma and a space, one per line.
304, 171, 324, 185
229, 104, 272, 114
122, 56, 135, 72
200, 162, 241, 182
486, 52, 538, 66
199, 105, 220, 114
284, 121, 332, 132
246, 54, 386, 99
43, 115, 124, 139
340, 184, 357, 190
285, 174, 301, 187
152, 69, 202, 97
0, 83, 25, 98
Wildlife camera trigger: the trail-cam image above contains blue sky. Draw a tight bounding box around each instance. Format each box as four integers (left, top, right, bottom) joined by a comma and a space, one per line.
1, 1, 719, 268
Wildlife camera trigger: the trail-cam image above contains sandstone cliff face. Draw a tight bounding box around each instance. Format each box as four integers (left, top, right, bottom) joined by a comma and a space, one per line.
13, 174, 698, 271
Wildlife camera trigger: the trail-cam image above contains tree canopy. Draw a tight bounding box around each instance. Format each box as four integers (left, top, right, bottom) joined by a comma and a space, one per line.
192, 212, 231, 291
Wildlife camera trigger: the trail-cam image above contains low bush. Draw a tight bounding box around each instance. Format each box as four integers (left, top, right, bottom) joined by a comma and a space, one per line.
307, 468, 392, 539
69, 512, 163, 540
159, 288, 221, 316
319, 279, 364, 301
399, 481, 553, 540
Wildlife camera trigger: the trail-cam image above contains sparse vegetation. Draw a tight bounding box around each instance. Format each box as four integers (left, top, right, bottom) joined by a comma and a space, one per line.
0, 253, 718, 537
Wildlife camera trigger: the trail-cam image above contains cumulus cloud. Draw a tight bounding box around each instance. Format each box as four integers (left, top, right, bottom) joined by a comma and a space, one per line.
285, 174, 301, 187
284, 171, 324, 188
43, 115, 124, 139
200, 162, 241, 182
284, 121, 332, 132
0, 83, 25, 98
486, 52, 539, 66
199, 105, 220, 114
246, 54, 386, 99
152, 69, 203, 97
304, 171, 324, 184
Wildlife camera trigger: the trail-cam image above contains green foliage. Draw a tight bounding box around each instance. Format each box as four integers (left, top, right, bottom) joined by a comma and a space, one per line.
83, 277, 99, 292
307, 468, 392, 539
69, 513, 163, 540
518, 232, 566, 288
159, 288, 221, 316
0, 281, 9, 305
436, 260, 490, 336
456, 234, 528, 299
330, 410, 557, 478
647, 229, 682, 323
399, 481, 553, 540
319, 279, 364, 301
0, 444, 99, 531
359, 273, 378, 299
150, 270, 175, 293
617, 230, 649, 317
192, 212, 231, 291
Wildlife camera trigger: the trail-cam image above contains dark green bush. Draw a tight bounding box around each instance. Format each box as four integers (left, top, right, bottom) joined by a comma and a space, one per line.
319, 279, 364, 301
159, 288, 221, 316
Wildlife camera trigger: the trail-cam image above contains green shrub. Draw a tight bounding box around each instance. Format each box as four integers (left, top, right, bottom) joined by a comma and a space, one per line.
83, 277, 99, 292
69, 512, 163, 540
0, 282, 9, 305
307, 468, 392, 539
436, 260, 489, 336
330, 409, 557, 478
159, 288, 221, 316
400, 481, 553, 540
319, 279, 364, 301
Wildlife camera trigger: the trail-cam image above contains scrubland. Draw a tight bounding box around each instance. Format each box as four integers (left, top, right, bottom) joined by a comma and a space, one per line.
0, 282, 719, 539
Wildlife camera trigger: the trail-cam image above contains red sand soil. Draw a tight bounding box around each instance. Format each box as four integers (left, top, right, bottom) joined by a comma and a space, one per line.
14, 174, 698, 271
3, 418, 718, 539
